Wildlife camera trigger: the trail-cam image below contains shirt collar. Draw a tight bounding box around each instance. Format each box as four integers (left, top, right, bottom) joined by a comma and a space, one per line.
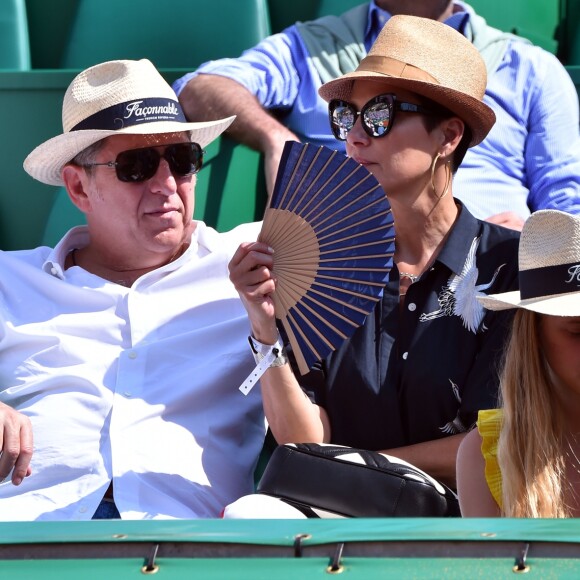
42, 226, 91, 280
367, 2, 471, 49
42, 224, 200, 281
434, 201, 481, 276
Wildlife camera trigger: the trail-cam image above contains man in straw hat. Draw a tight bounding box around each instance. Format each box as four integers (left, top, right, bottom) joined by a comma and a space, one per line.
457, 210, 580, 517
0, 59, 266, 520
175, 1, 580, 230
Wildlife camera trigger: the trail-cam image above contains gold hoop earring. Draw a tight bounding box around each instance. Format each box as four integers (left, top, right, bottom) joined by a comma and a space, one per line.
430, 153, 452, 200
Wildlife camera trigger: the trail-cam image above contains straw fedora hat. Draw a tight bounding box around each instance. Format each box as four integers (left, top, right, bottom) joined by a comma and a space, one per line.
318, 15, 495, 147
478, 210, 580, 316
24, 59, 235, 186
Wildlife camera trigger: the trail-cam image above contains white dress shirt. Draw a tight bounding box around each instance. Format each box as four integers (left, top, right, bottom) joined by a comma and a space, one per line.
0, 221, 265, 521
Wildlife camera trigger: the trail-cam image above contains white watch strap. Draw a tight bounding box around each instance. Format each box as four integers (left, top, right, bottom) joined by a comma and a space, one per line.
239, 334, 286, 396
239, 349, 279, 396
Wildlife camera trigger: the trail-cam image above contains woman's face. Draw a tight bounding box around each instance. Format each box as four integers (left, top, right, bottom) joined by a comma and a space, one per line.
541, 315, 580, 397
344, 81, 441, 196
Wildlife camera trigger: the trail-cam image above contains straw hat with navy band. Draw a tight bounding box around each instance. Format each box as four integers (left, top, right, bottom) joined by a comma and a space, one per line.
24, 59, 235, 187
478, 210, 580, 316
318, 15, 496, 148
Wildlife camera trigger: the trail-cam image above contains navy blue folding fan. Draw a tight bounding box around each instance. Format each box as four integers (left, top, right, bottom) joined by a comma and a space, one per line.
259, 141, 395, 375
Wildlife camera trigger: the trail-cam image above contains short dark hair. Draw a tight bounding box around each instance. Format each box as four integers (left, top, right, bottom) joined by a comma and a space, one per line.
420, 101, 472, 173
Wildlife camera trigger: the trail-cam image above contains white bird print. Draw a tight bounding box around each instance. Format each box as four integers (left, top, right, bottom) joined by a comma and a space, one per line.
419, 236, 505, 333
439, 379, 466, 435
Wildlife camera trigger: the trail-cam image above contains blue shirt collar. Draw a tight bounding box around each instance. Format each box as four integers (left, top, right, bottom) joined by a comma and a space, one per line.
366, 1, 470, 50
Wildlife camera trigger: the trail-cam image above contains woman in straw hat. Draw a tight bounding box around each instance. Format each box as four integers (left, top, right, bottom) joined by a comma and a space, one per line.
228, 15, 520, 515
458, 210, 580, 518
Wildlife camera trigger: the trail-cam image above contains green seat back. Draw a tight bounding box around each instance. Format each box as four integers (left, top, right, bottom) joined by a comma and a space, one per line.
58, 0, 271, 69
0, 70, 75, 251
0, 0, 30, 70
268, 0, 363, 33
194, 136, 267, 231
565, 0, 580, 65
565, 66, 580, 101
40, 188, 85, 248
24, 0, 76, 68
468, 0, 561, 54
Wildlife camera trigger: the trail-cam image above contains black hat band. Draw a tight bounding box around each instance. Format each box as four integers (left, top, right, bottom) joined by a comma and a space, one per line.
71, 98, 187, 132
519, 262, 580, 300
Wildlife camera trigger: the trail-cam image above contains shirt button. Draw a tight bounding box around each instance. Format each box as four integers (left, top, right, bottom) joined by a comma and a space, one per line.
123, 391, 132, 398
128, 351, 137, 359
78, 506, 88, 513
402, 352, 408, 360
50, 267, 58, 275
408, 303, 417, 312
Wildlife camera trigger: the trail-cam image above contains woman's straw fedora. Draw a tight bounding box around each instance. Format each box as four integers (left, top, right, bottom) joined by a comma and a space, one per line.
319, 15, 496, 147
24, 59, 235, 186
479, 210, 580, 316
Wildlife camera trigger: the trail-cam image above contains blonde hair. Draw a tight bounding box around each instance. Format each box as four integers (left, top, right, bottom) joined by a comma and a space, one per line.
497, 310, 568, 517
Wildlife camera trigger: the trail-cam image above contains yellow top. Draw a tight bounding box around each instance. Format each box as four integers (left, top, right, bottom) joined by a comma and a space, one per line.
477, 408, 503, 508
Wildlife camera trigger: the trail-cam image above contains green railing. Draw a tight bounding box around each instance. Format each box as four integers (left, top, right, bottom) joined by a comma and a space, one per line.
1, 518, 580, 578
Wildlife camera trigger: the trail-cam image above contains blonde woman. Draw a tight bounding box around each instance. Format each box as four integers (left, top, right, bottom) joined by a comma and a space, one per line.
457, 210, 580, 517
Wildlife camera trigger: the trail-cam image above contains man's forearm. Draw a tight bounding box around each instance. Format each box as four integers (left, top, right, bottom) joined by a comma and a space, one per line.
178, 74, 297, 153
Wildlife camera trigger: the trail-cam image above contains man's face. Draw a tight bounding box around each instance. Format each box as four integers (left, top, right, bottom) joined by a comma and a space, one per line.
80, 132, 197, 263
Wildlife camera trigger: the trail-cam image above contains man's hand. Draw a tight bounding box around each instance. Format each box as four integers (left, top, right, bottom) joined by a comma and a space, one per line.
485, 211, 525, 231
0, 403, 33, 485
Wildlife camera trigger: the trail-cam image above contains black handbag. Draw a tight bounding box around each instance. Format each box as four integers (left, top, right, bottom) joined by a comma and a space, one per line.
256, 443, 460, 517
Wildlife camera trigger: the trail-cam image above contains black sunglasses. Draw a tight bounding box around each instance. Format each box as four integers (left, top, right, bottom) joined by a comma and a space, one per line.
82, 142, 204, 183
328, 94, 434, 141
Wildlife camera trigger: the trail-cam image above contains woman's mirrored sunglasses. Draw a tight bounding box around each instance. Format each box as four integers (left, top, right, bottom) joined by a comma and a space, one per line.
328, 93, 435, 141
82, 142, 204, 183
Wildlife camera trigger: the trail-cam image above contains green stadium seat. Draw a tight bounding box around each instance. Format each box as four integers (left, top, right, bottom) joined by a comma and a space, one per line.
268, 0, 363, 33
40, 187, 85, 248
0, 70, 75, 251
56, 0, 271, 69
0, 0, 30, 70
468, 0, 560, 54
565, 0, 580, 65
565, 66, 580, 101
194, 136, 267, 233
24, 0, 76, 69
